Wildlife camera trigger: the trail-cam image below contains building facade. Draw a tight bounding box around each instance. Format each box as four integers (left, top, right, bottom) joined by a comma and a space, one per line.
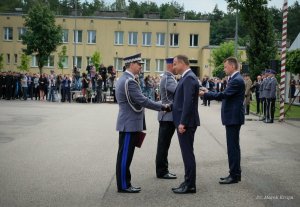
0, 13, 212, 78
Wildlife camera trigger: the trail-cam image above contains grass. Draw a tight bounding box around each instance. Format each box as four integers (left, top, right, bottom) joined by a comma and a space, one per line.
250, 99, 300, 119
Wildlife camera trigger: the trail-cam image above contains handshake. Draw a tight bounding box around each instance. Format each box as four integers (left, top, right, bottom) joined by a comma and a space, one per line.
161, 104, 172, 112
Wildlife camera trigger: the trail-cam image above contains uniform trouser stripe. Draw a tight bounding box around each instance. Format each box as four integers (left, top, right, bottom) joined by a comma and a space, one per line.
121, 133, 130, 189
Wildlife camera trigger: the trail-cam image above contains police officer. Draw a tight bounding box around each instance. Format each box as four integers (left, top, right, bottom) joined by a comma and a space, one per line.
156, 58, 178, 179
265, 70, 277, 123
115, 53, 170, 193
259, 70, 270, 121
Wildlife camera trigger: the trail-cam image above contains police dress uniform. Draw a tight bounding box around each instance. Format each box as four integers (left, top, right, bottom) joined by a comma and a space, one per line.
156, 58, 178, 178
115, 53, 166, 193
265, 70, 277, 123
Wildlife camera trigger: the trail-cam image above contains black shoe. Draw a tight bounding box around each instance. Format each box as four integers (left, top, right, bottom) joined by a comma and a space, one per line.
171, 182, 186, 191
157, 172, 177, 179
172, 185, 196, 194
220, 175, 241, 181
259, 117, 266, 121
131, 186, 141, 190
118, 186, 141, 193
265, 119, 274, 123
219, 176, 239, 184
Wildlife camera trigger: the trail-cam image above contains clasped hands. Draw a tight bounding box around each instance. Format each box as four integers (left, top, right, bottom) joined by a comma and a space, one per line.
199, 87, 208, 96
161, 104, 172, 112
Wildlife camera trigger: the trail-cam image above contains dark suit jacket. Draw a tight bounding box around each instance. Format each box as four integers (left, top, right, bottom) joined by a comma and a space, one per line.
172, 70, 200, 128
204, 72, 245, 126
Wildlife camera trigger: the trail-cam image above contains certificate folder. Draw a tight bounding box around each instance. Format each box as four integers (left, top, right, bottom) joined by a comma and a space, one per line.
135, 132, 146, 148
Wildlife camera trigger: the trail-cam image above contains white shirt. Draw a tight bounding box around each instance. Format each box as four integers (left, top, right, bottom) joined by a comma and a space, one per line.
125, 70, 135, 79
181, 68, 191, 78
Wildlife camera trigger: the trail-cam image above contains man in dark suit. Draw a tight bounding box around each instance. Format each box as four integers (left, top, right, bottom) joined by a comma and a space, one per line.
200, 57, 245, 184
171, 55, 200, 194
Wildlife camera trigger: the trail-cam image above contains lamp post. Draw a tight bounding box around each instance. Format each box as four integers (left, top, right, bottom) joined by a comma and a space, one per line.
74, 0, 77, 68
234, 0, 239, 58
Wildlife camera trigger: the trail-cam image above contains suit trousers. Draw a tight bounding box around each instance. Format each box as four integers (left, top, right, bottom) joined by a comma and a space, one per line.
255, 93, 261, 113
266, 98, 276, 121
261, 98, 266, 117
156, 121, 176, 177
116, 132, 137, 190
225, 125, 242, 177
177, 127, 197, 188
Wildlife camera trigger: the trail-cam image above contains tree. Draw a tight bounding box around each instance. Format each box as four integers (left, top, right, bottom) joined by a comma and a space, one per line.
211, 41, 242, 78
17, 53, 30, 72
0, 54, 4, 71
286, 49, 300, 75
226, 0, 277, 79
57, 45, 67, 74
22, 2, 62, 74
91, 51, 101, 70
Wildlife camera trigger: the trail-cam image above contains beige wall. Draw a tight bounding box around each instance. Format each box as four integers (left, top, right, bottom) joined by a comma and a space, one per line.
0, 13, 211, 78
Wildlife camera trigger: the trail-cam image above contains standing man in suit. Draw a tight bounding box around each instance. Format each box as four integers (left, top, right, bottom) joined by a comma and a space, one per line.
115, 53, 170, 193
156, 57, 178, 180
200, 57, 245, 184
171, 55, 200, 194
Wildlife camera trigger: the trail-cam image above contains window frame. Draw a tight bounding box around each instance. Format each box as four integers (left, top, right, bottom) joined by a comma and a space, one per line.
156, 33, 165, 46
170, 33, 179, 47
156, 59, 164, 72
128, 32, 138, 46
114, 31, 124, 45
87, 30, 96, 44
189, 34, 199, 47
142, 32, 151, 46
74, 30, 83, 43
4, 27, 13, 41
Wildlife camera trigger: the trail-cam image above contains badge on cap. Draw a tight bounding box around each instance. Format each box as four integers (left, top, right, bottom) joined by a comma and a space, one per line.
123, 53, 144, 64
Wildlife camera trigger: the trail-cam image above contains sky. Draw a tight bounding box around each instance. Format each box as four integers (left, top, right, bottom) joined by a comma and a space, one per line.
96, 0, 298, 13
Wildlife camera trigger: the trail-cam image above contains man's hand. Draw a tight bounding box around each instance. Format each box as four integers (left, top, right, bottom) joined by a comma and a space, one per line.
199, 87, 208, 97
161, 104, 172, 112
178, 124, 186, 134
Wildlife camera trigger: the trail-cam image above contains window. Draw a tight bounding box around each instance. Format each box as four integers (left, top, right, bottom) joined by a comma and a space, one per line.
156, 33, 165, 46
6, 54, 10, 64
31, 55, 38, 67
114, 31, 124, 45
4, 27, 13, 41
190, 34, 199, 47
142, 59, 150, 72
62, 29, 68, 43
14, 54, 18, 64
114, 58, 123, 71
62, 56, 68, 68
86, 57, 92, 66
156, 59, 164, 72
87, 30, 96, 44
18, 28, 26, 41
128, 32, 138, 45
46, 56, 54, 67
73, 56, 82, 69
74, 30, 82, 43
170, 33, 179, 47
142, 32, 151, 46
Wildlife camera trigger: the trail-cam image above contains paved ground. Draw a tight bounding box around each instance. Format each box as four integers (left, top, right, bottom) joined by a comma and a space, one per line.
0, 100, 299, 207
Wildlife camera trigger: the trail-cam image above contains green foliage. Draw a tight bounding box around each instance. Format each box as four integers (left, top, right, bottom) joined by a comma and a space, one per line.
91, 51, 101, 69
210, 41, 236, 67
57, 46, 67, 74
22, 3, 62, 74
0, 54, 4, 71
17, 53, 30, 72
211, 41, 243, 78
286, 49, 300, 74
212, 64, 226, 79
226, 0, 277, 80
